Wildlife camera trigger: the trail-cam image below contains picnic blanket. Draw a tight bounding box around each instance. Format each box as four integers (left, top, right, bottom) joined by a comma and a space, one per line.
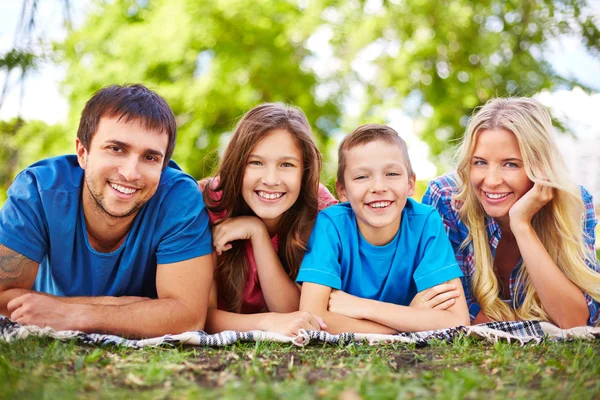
1, 316, 598, 348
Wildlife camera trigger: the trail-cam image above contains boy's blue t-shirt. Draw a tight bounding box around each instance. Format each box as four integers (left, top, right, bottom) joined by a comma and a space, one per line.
296, 199, 462, 305
0, 155, 212, 298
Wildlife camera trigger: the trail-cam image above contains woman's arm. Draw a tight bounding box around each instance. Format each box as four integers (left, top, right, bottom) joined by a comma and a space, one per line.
509, 182, 590, 328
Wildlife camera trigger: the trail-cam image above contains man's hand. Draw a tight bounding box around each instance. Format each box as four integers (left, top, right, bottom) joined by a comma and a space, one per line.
7, 293, 85, 331
260, 311, 326, 337
328, 290, 368, 319
410, 283, 460, 310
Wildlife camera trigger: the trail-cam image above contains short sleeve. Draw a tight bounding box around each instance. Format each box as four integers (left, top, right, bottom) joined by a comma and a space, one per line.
413, 211, 463, 292
317, 184, 339, 210
156, 177, 213, 264
296, 212, 343, 289
580, 186, 600, 326
0, 170, 48, 263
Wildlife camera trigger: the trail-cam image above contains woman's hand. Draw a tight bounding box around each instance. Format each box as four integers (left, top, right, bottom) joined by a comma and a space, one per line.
260, 311, 327, 337
212, 216, 267, 255
509, 182, 554, 231
409, 283, 460, 310
328, 290, 368, 319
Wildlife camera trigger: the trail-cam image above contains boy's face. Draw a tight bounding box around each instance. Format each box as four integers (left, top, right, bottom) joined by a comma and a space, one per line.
336, 139, 415, 246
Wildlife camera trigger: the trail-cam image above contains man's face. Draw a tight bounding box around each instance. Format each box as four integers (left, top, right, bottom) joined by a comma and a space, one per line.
76, 117, 169, 220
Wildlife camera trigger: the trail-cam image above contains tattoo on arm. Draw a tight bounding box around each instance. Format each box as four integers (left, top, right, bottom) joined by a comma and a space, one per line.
0, 246, 34, 280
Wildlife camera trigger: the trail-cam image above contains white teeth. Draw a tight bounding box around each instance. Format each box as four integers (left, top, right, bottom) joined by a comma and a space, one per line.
257, 191, 283, 200
369, 201, 391, 208
111, 183, 137, 195
485, 192, 509, 199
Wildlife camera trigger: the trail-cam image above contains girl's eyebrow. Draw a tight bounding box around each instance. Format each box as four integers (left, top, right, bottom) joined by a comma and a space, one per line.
502, 158, 523, 162
249, 154, 301, 163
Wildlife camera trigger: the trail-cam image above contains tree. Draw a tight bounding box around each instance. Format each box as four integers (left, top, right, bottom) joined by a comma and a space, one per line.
57, 0, 341, 179
323, 0, 600, 162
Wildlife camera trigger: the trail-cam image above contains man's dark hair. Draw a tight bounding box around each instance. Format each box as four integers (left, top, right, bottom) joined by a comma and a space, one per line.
77, 84, 177, 168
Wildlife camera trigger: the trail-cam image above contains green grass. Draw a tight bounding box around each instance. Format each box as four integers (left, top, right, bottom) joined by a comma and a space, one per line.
2, 336, 599, 399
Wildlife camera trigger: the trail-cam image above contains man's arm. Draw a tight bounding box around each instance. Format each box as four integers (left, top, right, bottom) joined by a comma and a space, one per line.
328, 278, 470, 332
0, 244, 40, 315
8, 254, 214, 337
299, 282, 397, 334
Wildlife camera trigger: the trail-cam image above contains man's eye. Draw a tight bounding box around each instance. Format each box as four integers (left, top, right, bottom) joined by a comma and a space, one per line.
110, 146, 122, 153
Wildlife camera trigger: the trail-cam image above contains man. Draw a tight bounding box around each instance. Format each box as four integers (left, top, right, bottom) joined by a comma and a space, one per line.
0, 84, 213, 337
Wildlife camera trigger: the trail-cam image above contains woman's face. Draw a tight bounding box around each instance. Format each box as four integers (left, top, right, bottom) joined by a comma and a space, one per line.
469, 129, 534, 225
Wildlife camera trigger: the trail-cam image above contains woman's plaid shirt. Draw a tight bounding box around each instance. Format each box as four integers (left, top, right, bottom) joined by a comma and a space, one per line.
422, 174, 600, 326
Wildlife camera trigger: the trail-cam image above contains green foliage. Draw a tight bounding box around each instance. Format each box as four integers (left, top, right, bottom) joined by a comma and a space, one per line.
57, 0, 341, 180
325, 0, 600, 162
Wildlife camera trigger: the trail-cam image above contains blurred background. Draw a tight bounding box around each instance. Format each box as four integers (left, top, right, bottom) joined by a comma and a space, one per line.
1, 0, 599, 220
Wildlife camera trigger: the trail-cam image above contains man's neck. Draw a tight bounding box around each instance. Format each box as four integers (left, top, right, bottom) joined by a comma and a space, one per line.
82, 192, 137, 253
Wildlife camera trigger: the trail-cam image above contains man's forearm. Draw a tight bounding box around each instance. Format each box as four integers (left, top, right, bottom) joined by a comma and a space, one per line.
71, 298, 205, 338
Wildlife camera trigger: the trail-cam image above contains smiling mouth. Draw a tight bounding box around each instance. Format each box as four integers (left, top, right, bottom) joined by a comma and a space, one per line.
110, 183, 139, 195
256, 191, 285, 200
483, 191, 510, 200
367, 201, 392, 209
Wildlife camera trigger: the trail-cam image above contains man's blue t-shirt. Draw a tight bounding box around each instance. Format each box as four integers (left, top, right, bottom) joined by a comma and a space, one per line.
0, 155, 212, 298
296, 199, 462, 305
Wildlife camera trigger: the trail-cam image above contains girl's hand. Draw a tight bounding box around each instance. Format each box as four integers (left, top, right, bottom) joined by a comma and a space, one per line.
410, 283, 459, 310
212, 216, 267, 255
509, 181, 554, 230
261, 311, 327, 337
328, 290, 367, 319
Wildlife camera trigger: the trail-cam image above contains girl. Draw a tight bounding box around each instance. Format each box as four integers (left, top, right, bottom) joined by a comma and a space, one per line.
201, 103, 337, 336
423, 97, 600, 328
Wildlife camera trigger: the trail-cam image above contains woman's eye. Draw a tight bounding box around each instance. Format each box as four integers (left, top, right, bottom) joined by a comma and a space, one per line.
281, 162, 294, 168
472, 160, 486, 166
505, 162, 518, 168
248, 160, 262, 166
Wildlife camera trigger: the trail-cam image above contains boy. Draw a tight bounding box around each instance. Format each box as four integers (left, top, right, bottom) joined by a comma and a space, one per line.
297, 124, 469, 334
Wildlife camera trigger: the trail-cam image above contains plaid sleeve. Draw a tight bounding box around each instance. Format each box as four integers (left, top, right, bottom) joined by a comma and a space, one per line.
580, 186, 600, 326
423, 176, 480, 321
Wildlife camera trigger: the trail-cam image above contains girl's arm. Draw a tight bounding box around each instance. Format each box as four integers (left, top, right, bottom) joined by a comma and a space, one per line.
204, 280, 324, 337
509, 183, 590, 328
299, 282, 397, 334
328, 278, 470, 332
212, 216, 300, 313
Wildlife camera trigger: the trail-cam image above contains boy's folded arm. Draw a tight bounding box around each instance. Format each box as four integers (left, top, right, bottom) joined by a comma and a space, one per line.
358, 278, 470, 332
299, 282, 397, 335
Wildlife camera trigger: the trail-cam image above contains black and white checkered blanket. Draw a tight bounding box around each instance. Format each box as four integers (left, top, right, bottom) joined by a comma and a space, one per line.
1, 316, 598, 348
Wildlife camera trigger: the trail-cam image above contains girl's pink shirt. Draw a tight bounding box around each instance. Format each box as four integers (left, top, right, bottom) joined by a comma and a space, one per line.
201, 177, 338, 313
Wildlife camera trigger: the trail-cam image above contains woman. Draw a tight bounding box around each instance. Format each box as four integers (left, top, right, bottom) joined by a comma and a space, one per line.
423, 97, 600, 328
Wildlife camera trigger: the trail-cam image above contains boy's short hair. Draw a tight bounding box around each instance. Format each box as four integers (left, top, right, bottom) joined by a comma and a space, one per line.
77, 84, 177, 169
337, 124, 415, 186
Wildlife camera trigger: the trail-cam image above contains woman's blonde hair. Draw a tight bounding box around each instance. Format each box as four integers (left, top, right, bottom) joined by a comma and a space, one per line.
454, 97, 600, 323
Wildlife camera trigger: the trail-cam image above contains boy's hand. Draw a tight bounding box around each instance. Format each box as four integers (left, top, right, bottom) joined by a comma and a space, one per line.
260, 311, 327, 337
212, 216, 267, 255
410, 283, 459, 310
328, 290, 367, 319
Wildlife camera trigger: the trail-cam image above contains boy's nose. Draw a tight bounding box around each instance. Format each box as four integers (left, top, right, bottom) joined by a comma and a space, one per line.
369, 176, 387, 193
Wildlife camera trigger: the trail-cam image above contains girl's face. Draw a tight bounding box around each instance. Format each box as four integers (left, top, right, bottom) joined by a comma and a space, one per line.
469, 128, 533, 226
242, 129, 304, 234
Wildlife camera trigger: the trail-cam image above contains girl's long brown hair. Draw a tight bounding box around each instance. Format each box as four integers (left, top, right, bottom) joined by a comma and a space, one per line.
203, 103, 323, 313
